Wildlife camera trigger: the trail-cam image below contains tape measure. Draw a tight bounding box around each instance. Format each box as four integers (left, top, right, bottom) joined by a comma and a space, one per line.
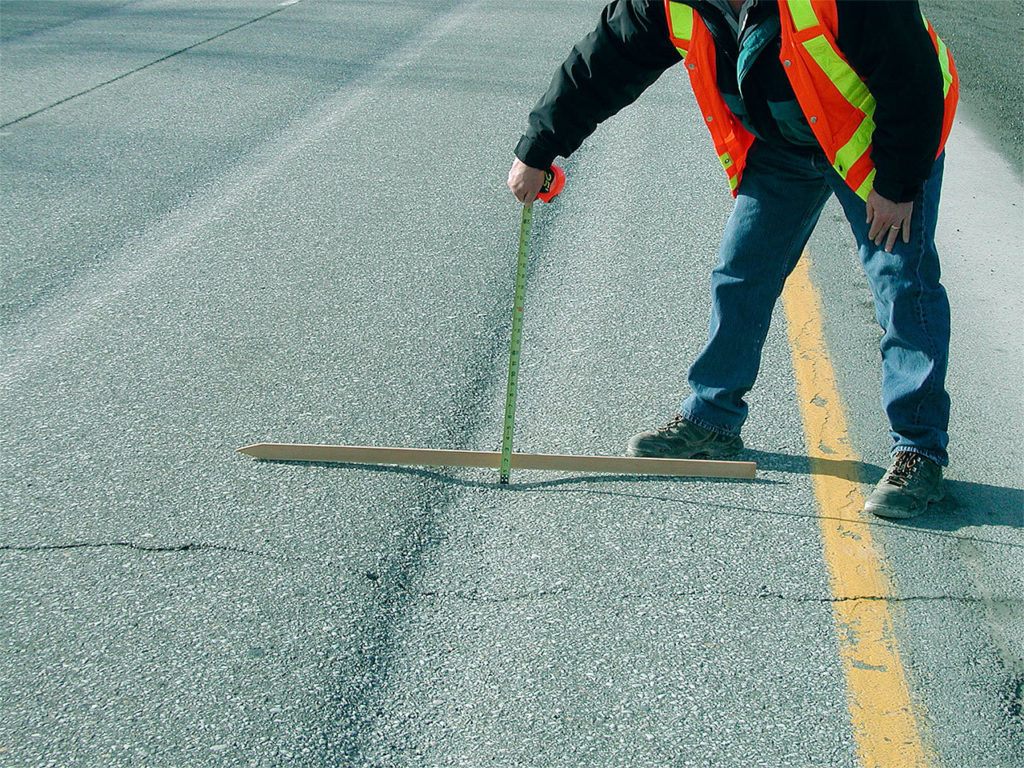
500, 165, 565, 484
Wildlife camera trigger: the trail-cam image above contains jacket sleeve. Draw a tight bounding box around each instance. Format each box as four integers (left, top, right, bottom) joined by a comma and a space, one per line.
838, 0, 945, 202
514, 0, 681, 169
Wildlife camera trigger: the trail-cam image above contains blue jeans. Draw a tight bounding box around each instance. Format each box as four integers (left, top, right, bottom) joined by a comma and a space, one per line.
681, 140, 951, 467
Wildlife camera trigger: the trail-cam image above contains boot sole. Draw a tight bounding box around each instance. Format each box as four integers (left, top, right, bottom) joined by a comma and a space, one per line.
864, 491, 945, 520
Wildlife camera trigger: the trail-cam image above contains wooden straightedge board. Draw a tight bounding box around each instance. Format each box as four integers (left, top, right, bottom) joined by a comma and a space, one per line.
237, 443, 756, 480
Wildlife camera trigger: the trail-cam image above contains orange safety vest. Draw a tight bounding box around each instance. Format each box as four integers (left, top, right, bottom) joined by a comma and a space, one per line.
664, 0, 958, 200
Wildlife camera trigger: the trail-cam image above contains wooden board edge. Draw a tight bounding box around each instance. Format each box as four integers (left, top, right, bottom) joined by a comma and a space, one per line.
237, 443, 757, 480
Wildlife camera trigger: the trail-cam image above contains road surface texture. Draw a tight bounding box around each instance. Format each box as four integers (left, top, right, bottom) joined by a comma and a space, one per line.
1, 1, 1021, 766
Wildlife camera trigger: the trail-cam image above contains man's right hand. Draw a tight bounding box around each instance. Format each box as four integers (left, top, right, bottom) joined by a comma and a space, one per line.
507, 158, 548, 204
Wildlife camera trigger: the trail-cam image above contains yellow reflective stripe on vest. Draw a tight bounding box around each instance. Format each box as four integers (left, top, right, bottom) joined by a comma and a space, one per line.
834, 113, 875, 178
800, 34, 875, 187
719, 153, 739, 190
855, 168, 876, 200
801, 35, 874, 112
921, 13, 954, 98
934, 31, 953, 97
787, 0, 819, 31
667, 2, 693, 58
668, 1, 694, 42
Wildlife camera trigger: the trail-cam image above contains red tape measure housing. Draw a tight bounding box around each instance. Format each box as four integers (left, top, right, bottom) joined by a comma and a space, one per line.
537, 164, 565, 203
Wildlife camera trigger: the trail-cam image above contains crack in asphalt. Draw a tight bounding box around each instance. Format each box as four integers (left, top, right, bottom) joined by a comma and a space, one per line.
0, 540, 278, 560
403, 583, 996, 606
1, 544, 998, 610
408, 584, 573, 603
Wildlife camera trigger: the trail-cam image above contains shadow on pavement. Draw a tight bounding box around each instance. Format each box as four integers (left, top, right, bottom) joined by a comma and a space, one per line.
746, 449, 1024, 534
258, 456, 781, 491
256, 451, 1021, 547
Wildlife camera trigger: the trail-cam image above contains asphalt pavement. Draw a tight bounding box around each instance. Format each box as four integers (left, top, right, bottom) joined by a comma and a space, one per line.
1, 1, 1022, 766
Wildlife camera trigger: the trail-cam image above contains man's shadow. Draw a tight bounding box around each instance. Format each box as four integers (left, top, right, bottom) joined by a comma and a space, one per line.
744, 448, 1023, 534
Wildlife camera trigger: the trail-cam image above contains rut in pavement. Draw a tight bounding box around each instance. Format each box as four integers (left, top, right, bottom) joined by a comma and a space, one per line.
316, 181, 562, 762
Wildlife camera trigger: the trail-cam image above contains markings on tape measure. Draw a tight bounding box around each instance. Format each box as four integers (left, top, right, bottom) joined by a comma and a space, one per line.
500, 202, 533, 483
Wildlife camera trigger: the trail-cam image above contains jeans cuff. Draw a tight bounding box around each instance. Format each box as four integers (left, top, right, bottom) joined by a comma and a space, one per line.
679, 407, 741, 438
891, 445, 948, 468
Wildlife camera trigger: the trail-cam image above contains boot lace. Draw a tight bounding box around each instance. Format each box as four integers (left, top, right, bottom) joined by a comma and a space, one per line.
656, 414, 687, 434
885, 452, 923, 488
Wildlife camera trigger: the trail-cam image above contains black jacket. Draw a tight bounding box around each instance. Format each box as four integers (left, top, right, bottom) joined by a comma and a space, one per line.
515, 0, 946, 202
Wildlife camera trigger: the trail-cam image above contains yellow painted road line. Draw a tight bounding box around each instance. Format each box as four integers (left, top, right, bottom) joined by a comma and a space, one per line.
782, 253, 932, 768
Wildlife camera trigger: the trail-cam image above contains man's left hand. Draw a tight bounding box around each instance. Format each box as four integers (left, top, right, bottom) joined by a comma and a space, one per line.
866, 190, 914, 253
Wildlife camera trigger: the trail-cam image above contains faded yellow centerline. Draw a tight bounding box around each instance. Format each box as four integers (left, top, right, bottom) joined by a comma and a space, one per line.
782, 253, 931, 767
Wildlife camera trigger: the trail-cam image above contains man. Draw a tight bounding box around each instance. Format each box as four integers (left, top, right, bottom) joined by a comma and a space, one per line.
507, 0, 957, 519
